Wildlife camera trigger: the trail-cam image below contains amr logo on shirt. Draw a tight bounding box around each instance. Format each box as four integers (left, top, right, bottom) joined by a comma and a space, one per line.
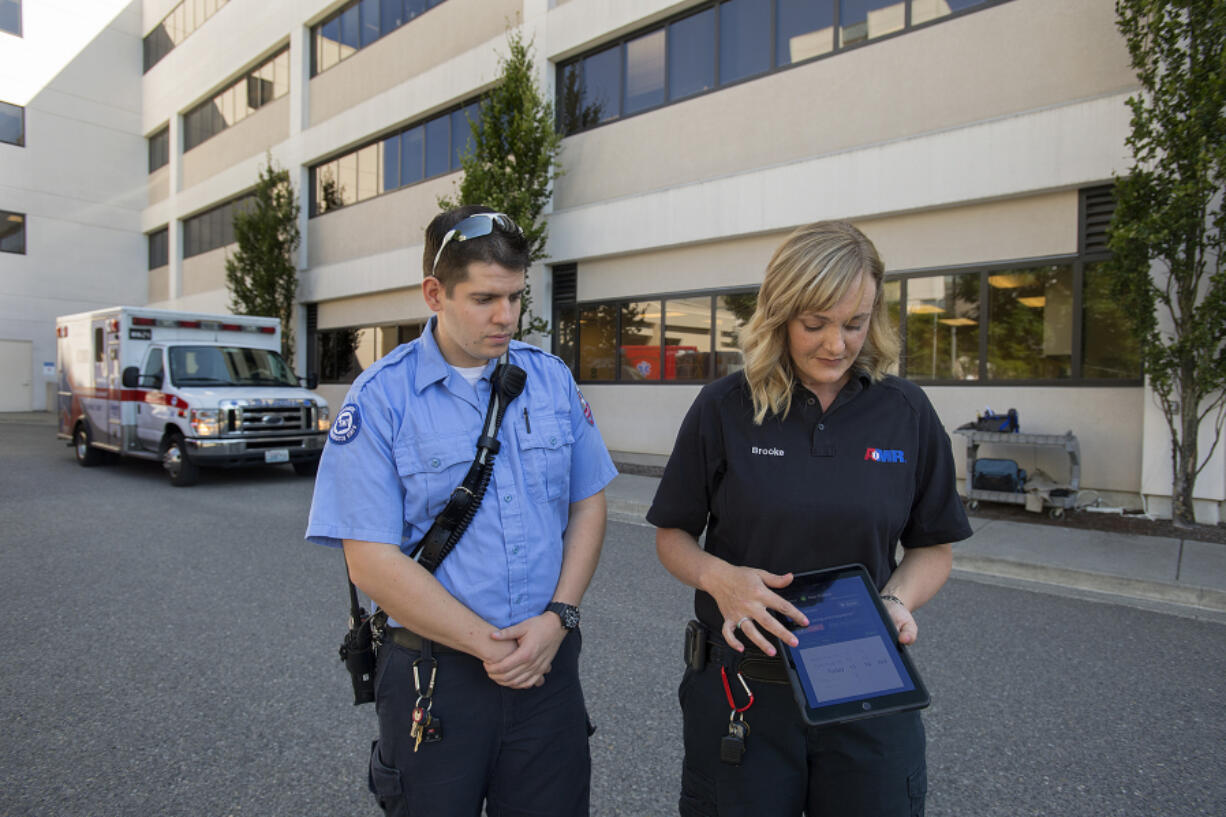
865, 447, 906, 463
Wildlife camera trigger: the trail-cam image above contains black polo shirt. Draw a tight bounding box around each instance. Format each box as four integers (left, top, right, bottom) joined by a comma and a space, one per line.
647, 371, 972, 632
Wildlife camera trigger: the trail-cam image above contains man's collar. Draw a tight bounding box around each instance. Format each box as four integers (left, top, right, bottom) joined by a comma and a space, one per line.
413, 316, 497, 394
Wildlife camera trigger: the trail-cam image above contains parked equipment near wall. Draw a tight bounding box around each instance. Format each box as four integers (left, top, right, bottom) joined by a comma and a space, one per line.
955, 428, 1080, 519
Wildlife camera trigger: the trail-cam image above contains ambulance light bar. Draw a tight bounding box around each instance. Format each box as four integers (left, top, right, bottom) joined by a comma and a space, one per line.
128, 316, 276, 334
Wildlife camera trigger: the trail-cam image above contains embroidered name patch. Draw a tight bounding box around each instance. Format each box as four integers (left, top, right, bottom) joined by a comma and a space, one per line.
865, 447, 906, 463
751, 446, 785, 456
329, 403, 362, 445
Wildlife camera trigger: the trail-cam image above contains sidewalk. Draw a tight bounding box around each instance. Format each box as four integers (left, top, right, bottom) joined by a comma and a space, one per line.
604, 465, 1226, 620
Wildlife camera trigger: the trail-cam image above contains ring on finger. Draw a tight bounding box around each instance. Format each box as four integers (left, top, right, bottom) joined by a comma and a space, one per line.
734, 616, 751, 630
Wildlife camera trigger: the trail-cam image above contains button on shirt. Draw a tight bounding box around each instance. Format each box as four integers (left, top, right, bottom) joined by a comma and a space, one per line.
306, 321, 617, 629
646, 371, 972, 633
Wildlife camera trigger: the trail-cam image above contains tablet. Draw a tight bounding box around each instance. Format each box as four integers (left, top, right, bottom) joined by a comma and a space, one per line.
774, 564, 930, 726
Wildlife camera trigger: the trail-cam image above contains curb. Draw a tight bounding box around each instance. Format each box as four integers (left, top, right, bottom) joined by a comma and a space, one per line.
953, 554, 1226, 615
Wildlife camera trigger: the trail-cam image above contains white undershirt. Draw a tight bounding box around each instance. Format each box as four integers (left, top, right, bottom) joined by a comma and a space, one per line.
452, 363, 486, 387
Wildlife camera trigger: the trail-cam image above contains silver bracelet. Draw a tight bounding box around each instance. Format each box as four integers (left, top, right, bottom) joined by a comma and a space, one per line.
880, 594, 906, 609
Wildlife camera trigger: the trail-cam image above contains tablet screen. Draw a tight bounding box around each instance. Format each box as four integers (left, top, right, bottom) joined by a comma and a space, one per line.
777, 565, 929, 725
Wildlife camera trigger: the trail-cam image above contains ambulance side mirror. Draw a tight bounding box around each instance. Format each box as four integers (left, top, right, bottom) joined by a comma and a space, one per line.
122, 367, 140, 388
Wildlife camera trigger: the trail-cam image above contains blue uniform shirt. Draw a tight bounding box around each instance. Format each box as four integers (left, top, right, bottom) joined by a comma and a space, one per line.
306, 319, 618, 629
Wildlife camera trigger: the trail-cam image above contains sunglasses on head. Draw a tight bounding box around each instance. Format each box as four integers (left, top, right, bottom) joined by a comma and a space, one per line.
431, 212, 522, 276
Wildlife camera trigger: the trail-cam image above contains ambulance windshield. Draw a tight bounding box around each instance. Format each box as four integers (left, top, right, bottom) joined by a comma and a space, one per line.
169, 346, 298, 387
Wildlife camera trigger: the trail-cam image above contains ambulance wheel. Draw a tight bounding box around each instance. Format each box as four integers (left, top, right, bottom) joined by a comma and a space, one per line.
292, 459, 318, 477
73, 424, 103, 467
161, 432, 199, 487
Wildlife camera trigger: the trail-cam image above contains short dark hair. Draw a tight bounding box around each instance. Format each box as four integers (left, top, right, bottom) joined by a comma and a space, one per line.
422, 205, 532, 293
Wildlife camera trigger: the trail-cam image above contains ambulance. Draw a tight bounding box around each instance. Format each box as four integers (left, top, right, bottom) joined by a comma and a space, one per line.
56, 306, 329, 486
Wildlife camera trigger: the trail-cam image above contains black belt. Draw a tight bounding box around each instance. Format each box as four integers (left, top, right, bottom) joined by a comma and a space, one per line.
706, 639, 789, 684
383, 627, 460, 655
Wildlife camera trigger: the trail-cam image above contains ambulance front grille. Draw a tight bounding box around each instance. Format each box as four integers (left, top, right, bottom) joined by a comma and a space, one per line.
227, 405, 308, 434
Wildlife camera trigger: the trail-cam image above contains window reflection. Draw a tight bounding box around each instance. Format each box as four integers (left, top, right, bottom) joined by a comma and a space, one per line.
318, 323, 422, 384
911, 0, 989, 26
986, 265, 1073, 379
905, 273, 980, 380
625, 29, 666, 114
719, 0, 771, 84
777, 0, 834, 65
669, 9, 715, 101
715, 292, 756, 377
664, 297, 712, 381
0, 100, 23, 146
1, 209, 26, 254
579, 304, 618, 381
1081, 261, 1141, 379
839, 0, 905, 47
620, 301, 663, 380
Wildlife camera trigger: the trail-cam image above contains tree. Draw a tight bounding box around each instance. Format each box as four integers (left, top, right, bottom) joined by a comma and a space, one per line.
439, 28, 563, 339
225, 156, 302, 362
1107, 0, 1226, 526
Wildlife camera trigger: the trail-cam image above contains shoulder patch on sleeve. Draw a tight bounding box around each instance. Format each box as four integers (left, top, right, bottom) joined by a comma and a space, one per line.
577, 389, 594, 426
329, 403, 362, 445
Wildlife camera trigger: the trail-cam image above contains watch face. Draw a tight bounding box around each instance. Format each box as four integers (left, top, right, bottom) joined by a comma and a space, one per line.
550, 603, 579, 629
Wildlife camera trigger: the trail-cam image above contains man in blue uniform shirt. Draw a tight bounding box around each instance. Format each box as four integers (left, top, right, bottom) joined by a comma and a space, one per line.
307, 205, 617, 817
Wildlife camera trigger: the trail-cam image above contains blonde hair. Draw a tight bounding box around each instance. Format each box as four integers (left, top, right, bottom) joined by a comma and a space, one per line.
740, 221, 899, 424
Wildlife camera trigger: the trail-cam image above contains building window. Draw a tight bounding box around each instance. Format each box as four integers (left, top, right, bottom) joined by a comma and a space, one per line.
317, 322, 422, 384
310, 99, 481, 216
562, 287, 758, 384
889, 259, 1141, 384
0, 101, 22, 146
182, 194, 253, 258
0, 0, 20, 36
148, 126, 169, 172
148, 227, 169, 269
558, 0, 1003, 134
144, 0, 230, 72
1, 209, 25, 254
313, 0, 449, 75
183, 48, 290, 152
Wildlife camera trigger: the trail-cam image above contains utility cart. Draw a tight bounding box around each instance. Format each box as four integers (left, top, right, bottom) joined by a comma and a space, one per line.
954, 429, 1081, 519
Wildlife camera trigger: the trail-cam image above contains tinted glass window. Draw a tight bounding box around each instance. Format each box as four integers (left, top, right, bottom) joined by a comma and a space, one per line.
839, 0, 905, 47
715, 292, 756, 376
668, 9, 715, 101
777, 0, 834, 65
424, 116, 450, 177
0, 100, 23, 146
381, 0, 406, 33
381, 134, 400, 193
317, 18, 341, 72
911, 0, 989, 25
0, 0, 21, 36
1081, 261, 1142, 379
620, 301, 663, 380
583, 47, 621, 124
339, 4, 360, 53
624, 29, 665, 115
356, 143, 379, 201
905, 273, 980, 380
450, 105, 477, 168
148, 228, 168, 269
401, 125, 424, 186
360, 0, 380, 46
719, 0, 770, 84
986, 265, 1074, 380
0, 210, 25, 254
664, 296, 713, 381
578, 304, 617, 380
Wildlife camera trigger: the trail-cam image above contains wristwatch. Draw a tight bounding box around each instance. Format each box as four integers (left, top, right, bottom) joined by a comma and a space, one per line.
545, 601, 581, 630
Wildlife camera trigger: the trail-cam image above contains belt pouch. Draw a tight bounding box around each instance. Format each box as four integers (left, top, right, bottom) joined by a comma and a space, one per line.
684, 619, 708, 671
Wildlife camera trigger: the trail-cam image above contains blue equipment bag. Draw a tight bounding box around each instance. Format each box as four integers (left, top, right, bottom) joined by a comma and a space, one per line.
972, 408, 1019, 433
972, 458, 1027, 493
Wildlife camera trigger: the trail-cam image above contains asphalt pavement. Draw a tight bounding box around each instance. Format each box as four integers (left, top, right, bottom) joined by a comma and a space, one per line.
3, 411, 1225, 817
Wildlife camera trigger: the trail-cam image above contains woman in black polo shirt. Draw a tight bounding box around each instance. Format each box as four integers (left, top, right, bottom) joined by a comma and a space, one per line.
647, 220, 972, 816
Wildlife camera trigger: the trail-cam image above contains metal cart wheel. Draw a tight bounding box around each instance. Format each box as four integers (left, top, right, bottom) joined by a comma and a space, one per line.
1049, 507, 1064, 520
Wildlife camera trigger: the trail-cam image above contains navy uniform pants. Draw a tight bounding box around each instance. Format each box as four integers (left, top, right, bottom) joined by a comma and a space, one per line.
677, 660, 927, 817
368, 630, 590, 817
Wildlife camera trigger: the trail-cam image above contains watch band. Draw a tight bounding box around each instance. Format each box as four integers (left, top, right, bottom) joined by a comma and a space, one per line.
545, 601, 580, 630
